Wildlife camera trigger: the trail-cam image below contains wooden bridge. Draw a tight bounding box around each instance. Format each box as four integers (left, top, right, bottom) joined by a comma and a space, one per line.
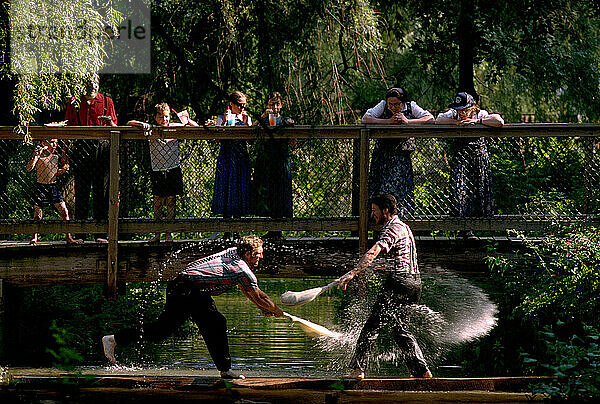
1, 124, 599, 298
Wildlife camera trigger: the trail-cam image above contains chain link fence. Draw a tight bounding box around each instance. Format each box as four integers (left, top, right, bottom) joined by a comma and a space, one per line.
1, 131, 599, 241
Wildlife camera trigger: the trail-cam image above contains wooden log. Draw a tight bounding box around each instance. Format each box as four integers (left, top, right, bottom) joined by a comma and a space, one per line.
358, 128, 370, 253
2, 215, 597, 235
2, 123, 600, 141
106, 131, 121, 299
4, 374, 552, 403
0, 236, 525, 287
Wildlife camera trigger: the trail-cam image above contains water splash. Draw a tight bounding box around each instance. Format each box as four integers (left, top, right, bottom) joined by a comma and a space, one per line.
315, 269, 497, 372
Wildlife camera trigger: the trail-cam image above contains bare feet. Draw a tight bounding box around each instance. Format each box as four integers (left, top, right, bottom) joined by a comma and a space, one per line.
66, 236, 84, 244
345, 369, 365, 380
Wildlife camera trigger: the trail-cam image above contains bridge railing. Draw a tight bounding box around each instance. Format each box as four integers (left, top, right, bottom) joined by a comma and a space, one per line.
1, 124, 599, 296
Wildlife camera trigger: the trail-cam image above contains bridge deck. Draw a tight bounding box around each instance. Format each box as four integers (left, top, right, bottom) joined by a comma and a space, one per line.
0, 236, 523, 288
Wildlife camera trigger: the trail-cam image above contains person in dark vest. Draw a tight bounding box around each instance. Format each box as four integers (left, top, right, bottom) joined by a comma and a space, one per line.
362, 87, 433, 217
64, 74, 117, 242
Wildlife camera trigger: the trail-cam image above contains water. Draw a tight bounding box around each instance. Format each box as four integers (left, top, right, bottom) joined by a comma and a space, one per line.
0, 246, 498, 379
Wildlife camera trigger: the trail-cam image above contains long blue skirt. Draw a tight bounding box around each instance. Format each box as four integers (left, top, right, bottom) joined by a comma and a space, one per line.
211, 139, 251, 217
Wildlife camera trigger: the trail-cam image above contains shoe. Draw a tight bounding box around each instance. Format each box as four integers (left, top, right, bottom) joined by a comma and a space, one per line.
220, 369, 245, 379
345, 369, 364, 380
102, 335, 117, 363
95, 238, 108, 243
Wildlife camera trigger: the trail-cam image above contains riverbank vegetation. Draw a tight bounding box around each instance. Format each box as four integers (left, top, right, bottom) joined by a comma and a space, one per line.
476, 225, 600, 402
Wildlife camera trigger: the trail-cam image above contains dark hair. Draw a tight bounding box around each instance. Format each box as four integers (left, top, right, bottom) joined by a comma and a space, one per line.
371, 193, 398, 215
228, 90, 247, 105
237, 235, 263, 257
385, 87, 408, 103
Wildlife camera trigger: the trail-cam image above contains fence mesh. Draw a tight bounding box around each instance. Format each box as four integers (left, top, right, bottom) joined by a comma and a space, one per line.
1, 134, 599, 241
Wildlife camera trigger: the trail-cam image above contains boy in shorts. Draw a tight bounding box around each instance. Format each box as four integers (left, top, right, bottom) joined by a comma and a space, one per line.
26, 139, 82, 245
127, 103, 197, 242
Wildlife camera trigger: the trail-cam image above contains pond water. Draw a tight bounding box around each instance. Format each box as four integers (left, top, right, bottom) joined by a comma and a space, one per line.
1, 259, 498, 379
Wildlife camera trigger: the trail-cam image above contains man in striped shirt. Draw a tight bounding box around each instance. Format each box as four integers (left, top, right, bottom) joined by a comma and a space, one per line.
339, 194, 432, 380
102, 235, 283, 379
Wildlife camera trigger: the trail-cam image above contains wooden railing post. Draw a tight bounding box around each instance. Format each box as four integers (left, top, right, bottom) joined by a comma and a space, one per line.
106, 131, 121, 299
359, 128, 370, 253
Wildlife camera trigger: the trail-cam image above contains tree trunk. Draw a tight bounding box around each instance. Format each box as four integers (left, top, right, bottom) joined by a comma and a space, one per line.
458, 0, 477, 99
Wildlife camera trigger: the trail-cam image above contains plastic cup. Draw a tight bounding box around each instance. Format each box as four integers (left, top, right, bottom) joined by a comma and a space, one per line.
227, 114, 236, 126
269, 113, 277, 127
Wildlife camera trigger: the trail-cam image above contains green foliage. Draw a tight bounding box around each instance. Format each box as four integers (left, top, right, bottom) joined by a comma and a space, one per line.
13, 282, 167, 364
1, 0, 599, 125
523, 324, 600, 402
488, 226, 600, 327
329, 378, 346, 391
489, 137, 597, 215
46, 320, 84, 371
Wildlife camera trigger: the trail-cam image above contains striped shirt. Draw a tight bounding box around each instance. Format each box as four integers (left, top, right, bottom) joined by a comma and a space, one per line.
180, 248, 259, 295
376, 215, 419, 274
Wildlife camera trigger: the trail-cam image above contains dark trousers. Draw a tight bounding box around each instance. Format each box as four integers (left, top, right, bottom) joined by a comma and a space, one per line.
114, 276, 232, 371
72, 140, 110, 239
350, 273, 429, 377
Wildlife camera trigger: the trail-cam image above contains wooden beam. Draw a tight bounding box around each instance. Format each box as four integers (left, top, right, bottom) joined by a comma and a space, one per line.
2, 215, 598, 235
358, 128, 370, 253
0, 237, 521, 287
2, 123, 600, 140
106, 131, 121, 299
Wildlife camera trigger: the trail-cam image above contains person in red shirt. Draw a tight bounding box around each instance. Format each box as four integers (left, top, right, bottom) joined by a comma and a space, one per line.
64, 74, 117, 242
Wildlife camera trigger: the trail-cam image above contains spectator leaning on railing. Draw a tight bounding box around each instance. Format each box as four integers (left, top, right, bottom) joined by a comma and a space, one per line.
252, 91, 296, 240
212, 91, 252, 240
127, 103, 198, 243
362, 87, 434, 217
435, 91, 504, 239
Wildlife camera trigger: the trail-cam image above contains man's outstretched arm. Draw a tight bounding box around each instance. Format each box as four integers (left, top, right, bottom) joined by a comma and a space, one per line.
338, 243, 383, 290
241, 287, 284, 317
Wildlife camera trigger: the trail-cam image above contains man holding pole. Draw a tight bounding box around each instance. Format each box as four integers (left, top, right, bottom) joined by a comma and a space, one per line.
102, 235, 284, 379
338, 193, 433, 380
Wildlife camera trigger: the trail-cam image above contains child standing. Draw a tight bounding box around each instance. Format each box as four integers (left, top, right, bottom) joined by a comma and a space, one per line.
26, 139, 82, 245
128, 103, 196, 242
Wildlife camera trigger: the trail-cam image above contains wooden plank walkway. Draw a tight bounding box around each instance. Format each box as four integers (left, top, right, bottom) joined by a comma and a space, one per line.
3, 374, 551, 403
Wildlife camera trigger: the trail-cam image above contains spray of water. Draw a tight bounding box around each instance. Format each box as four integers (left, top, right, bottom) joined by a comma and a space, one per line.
128, 238, 230, 366
316, 268, 497, 372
